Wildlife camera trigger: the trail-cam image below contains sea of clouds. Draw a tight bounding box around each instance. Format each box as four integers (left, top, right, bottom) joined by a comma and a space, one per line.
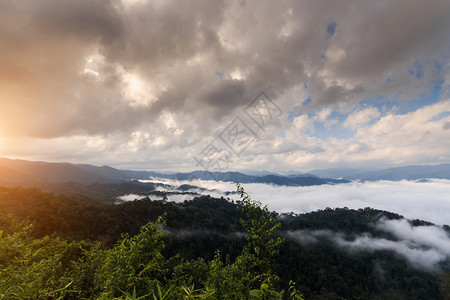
287, 218, 450, 270
117, 178, 450, 270
131, 178, 450, 226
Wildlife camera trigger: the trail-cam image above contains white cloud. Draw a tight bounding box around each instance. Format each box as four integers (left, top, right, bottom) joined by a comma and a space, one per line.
137, 177, 450, 270
376, 218, 450, 256
353, 100, 450, 163
0, 0, 449, 171
243, 180, 450, 226
130, 177, 450, 270
316, 107, 333, 122
292, 114, 314, 134
334, 234, 446, 270
286, 218, 450, 270
265, 100, 450, 170
138, 178, 450, 226
342, 107, 380, 128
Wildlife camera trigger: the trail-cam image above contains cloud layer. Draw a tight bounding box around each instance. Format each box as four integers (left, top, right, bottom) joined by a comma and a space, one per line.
133, 177, 450, 270
147, 179, 450, 226
0, 0, 449, 170
287, 218, 450, 270
243, 180, 450, 226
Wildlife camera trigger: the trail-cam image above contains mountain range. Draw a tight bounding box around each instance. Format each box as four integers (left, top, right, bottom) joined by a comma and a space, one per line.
0, 158, 448, 189
0, 158, 348, 188
344, 164, 450, 181
309, 164, 450, 181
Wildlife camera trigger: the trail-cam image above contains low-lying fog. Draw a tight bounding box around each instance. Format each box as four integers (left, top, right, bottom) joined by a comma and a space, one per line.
120, 178, 450, 226
117, 178, 450, 270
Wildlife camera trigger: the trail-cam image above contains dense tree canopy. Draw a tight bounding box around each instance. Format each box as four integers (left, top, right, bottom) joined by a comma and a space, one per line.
0, 185, 448, 299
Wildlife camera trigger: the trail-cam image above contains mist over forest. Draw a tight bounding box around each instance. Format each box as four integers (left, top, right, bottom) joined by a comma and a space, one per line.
0, 159, 449, 298
1, 0, 450, 298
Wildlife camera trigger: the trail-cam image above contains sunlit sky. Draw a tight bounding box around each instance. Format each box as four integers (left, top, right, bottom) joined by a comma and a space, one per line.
0, 0, 449, 172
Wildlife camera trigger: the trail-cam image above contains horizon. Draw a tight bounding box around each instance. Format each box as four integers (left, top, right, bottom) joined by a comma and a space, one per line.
0, 0, 449, 172
1, 156, 450, 174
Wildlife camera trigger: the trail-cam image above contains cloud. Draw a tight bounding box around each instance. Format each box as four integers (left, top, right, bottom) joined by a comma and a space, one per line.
376, 218, 450, 256
1, 97, 448, 172
122, 177, 450, 271
122, 176, 450, 270
243, 180, 450, 226
0, 0, 449, 170
342, 107, 380, 128
127, 177, 450, 269
275, 100, 450, 170
444, 122, 450, 130
137, 178, 450, 226
352, 100, 450, 164
336, 236, 446, 270
286, 218, 450, 270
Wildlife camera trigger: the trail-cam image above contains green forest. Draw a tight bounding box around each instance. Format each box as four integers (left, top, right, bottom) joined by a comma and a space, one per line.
0, 184, 449, 299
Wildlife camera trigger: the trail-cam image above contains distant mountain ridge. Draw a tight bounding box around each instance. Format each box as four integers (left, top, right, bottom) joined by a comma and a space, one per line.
307, 168, 377, 179
117, 169, 350, 186
345, 164, 450, 181
307, 164, 450, 181
0, 158, 347, 187
0, 158, 128, 186
0, 158, 448, 188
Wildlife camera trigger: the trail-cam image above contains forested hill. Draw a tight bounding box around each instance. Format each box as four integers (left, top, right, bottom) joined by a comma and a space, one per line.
0, 186, 448, 299
0, 158, 129, 185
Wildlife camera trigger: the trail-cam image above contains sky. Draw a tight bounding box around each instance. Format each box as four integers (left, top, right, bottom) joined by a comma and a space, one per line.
0, 0, 449, 172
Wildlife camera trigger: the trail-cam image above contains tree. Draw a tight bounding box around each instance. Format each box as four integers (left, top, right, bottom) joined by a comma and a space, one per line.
442, 272, 450, 300
237, 183, 284, 290
205, 184, 303, 299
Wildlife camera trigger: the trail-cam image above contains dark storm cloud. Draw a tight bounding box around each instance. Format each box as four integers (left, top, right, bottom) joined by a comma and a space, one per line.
0, 0, 448, 138
32, 0, 123, 43
202, 80, 246, 110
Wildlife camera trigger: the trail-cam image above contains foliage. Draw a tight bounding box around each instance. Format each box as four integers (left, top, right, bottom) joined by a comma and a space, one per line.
0, 185, 447, 299
206, 250, 253, 299
95, 215, 167, 298
0, 215, 100, 299
442, 272, 450, 300
182, 284, 214, 299
201, 184, 302, 299
237, 183, 284, 289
